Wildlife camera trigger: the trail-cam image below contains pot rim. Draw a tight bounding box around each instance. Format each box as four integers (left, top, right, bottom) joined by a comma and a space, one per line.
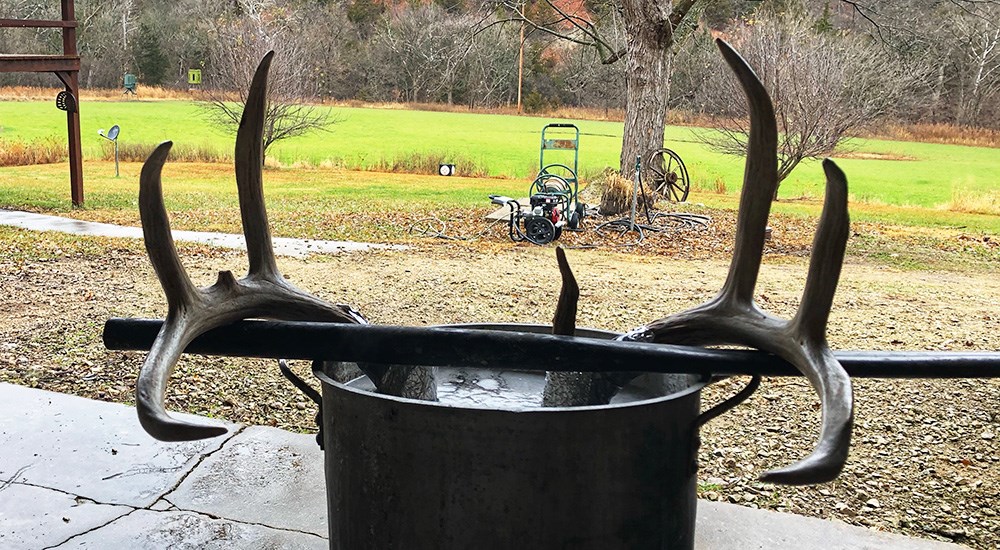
315, 322, 710, 413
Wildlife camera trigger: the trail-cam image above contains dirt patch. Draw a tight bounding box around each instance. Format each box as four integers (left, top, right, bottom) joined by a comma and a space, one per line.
1, 229, 998, 548
832, 151, 918, 161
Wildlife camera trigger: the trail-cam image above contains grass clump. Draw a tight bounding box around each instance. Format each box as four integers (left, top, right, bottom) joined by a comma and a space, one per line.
0, 137, 65, 166
943, 187, 1000, 216
592, 168, 653, 216
100, 141, 230, 163
357, 152, 490, 177
864, 123, 1000, 149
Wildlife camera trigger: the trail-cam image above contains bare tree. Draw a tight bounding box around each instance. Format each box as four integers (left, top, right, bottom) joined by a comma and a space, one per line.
944, 4, 1000, 126
561, 42, 626, 115
496, 0, 700, 175
463, 22, 520, 109
693, 13, 920, 195
826, 0, 1000, 127
366, 5, 476, 103
72, 0, 140, 88
365, 5, 518, 107
202, 0, 330, 161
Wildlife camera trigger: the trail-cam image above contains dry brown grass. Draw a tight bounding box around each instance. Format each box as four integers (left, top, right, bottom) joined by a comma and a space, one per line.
362, 152, 490, 177
832, 151, 917, 161
98, 141, 231, 163
942, 187, 1000, 216
593, 169, 653, 216
0, 85, 220, 101
857, 122, 1000, 148
0, 137, 65, 166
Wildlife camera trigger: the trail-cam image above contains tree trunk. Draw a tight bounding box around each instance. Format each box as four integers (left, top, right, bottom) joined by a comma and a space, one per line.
619, 0, 677, 175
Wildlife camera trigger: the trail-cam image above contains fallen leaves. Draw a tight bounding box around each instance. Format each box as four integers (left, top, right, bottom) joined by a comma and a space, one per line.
0, 211, 998, 548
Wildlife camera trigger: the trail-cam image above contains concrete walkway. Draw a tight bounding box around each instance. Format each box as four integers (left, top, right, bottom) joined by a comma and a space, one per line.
0, 383, 968, 549
0, 209, 405, 257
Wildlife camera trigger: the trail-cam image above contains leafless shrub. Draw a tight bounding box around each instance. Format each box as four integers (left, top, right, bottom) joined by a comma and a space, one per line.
101, 141, 230, 163
363, 5, 518, 108
690, 14, 924, 195
200, 1, 334, 160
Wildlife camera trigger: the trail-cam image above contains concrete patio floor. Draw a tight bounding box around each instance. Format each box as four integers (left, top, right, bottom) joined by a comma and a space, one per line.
0, 382, 968, 549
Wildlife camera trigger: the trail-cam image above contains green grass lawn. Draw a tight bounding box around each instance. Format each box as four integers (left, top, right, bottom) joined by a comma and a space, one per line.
0, 160, 532, 236
0, 100, 1000, 232
2, 158, 998, 238
1, 99, 998, 212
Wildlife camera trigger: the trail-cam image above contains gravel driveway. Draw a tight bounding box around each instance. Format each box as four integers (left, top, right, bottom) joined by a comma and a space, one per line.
1, 225, 997, 548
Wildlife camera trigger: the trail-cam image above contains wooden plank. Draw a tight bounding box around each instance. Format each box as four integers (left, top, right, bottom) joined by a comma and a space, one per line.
0, 54, 79, 73
0, 18, 77, 28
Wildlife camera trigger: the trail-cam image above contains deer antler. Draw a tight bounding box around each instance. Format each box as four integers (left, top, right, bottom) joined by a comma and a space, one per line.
619, 39, 853, 485
136, 52, 432, 442
543, 247, 634, 406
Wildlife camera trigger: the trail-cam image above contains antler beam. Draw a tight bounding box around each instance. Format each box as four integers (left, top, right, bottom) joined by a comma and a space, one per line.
617, 39, 853, 485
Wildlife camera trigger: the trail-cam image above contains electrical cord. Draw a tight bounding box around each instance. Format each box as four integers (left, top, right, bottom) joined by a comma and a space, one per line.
408, 216, 507, 241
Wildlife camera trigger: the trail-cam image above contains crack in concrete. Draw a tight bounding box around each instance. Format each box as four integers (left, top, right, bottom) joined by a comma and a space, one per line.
0, 464, 32, 493
101, 463, 186, 481
42, 507, 140, 549
162, 506, 328, 540
6, 480, 134, 509
149, 496, 178, 511
155, 424, 247, 502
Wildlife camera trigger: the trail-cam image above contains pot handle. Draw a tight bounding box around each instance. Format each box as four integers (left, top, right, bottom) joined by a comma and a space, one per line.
696, 375, 761, 428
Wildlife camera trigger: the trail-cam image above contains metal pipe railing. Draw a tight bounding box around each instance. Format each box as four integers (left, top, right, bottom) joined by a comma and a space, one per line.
104, 318, 1000, 379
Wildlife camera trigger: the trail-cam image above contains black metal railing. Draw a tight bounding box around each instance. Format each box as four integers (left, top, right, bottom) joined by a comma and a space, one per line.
104, 318, 1000, 379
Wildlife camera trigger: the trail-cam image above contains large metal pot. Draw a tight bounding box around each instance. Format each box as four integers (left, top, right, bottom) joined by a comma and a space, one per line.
315, 324, 751, 550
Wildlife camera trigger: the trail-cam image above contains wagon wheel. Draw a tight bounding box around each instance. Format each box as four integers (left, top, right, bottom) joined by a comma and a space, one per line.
645, 148, 689, 203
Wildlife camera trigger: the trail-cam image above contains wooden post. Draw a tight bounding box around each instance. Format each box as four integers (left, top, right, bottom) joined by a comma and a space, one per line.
64, 72, 84, 206
62, 0, 83, 206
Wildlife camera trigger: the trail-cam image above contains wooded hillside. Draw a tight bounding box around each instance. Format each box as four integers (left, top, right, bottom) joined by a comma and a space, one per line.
1, 0, 997, 130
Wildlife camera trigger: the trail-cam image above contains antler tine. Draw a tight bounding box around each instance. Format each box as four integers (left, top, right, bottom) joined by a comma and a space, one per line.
544, 247, 597, 406
236, 50, 279, 280
762, 158, 853, 485
792, 159, 850, 341
139, 141, 198, 310
544, 248, 635, 406
137, 318, 229, 441
552, 246, 578, 337
715, 38, 778, 306
758, 346, 852, 485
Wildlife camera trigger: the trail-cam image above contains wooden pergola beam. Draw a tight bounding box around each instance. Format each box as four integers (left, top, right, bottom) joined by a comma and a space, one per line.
0, 55, 79, 73
0, 0, 83, 206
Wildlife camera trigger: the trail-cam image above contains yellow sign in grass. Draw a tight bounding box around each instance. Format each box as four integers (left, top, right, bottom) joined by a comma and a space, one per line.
187, 69, 202, 85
